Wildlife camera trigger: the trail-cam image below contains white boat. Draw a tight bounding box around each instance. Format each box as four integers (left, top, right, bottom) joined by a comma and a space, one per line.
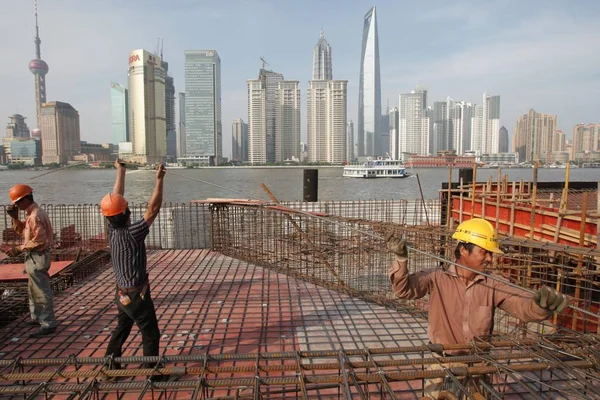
343, 157, 409, 178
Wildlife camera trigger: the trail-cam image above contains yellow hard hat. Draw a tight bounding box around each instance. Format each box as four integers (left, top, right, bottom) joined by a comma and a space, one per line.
452, 218, 504, 254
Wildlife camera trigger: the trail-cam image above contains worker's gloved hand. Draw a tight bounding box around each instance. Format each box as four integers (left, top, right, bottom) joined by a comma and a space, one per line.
386, 232, 409, 262
534, 286, 568, 313
6, 247, 21, 258
6, 204, 18, 219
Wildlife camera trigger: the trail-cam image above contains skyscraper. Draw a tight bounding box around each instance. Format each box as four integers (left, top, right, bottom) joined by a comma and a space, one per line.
29, 0, 49, 130
178, 92, 186, 158
128, 49, 166, 165
394, 88, 428, 159
247, 79, 266, 164
40, 101, 81, 165
184, 50, 222, 165
358, 6, 381, 157
482, 93, 500, 154
513, 109, 557, 163
163, 59, 177, 161
499, 126, 509, 153
275, 81, 301, 162
110, 82, 128, 145
307, 80, 348, 163
471, 93, 500, 155
389, 108, 399, 159
259, 66, 284, 163
313, 30, 332, 80
6, 114, 30, 139
232, 118, 248, 162
346, 120, 355, 162
455, 102, 473, 154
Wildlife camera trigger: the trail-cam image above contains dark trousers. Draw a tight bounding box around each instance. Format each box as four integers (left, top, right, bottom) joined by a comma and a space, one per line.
105, 286, 160, 369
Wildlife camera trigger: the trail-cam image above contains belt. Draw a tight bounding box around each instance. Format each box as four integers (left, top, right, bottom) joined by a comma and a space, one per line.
118, 282, 149, 299
25, 249, 50, 255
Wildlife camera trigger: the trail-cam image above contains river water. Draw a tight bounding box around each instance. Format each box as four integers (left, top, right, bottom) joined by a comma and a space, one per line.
0, 167, 598, 205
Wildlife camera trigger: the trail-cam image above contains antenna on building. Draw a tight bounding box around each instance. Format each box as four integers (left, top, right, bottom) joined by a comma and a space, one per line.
155, 37, 160, 56
160, 38, 164, 59
260, 57, 269, 70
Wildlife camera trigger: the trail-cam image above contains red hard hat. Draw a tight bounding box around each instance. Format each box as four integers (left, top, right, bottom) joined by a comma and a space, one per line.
100, 193, 128, 217
8, 184, 33, 204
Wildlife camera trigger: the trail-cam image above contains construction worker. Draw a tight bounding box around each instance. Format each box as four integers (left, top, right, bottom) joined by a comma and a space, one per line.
6, 184, 57, 337
387, 218, 568, 399
101, 159, 166, 377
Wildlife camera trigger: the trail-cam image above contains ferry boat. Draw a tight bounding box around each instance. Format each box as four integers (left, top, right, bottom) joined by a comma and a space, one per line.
343, 157, 409, 178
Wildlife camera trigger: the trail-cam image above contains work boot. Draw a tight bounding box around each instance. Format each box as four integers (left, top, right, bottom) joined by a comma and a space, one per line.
25, 320, 40, 326
29, 326, 56, 338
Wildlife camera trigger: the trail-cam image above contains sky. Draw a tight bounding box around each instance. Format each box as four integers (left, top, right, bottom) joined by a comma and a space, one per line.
2, 0, 600, 159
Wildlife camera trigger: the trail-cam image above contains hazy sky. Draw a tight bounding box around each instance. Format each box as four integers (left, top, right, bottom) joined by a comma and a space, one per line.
2, 0, 599, 159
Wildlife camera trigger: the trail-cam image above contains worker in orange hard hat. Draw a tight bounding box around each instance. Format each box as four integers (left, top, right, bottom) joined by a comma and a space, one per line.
102, 159, 169, 381
386, 218, 568, 398
6, 184, 57, 337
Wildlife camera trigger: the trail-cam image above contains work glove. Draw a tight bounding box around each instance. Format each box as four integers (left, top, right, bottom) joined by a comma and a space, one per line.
6, 247, 21, 258
386, 232, 409, 261
6, 205, 18, 219
533, 286, 568, 313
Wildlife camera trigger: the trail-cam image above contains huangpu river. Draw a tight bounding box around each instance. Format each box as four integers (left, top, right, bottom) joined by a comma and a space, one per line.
1, 166, 597, 205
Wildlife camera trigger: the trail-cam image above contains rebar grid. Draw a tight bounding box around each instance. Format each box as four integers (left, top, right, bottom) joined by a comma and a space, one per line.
0, 249, 110, 328
0, 335, 598, 399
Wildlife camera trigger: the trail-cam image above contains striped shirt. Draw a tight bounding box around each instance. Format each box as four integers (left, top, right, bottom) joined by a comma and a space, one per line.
108, 218, 150, 288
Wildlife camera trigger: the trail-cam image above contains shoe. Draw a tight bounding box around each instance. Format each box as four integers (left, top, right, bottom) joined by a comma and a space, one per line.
29, 326, 57, 338
25, 320, 40, 326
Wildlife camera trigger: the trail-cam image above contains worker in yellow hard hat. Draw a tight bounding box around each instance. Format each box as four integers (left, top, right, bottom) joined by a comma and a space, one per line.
100, 159, 169, 381
6, 184, 57, 337
387, 218, 568, 399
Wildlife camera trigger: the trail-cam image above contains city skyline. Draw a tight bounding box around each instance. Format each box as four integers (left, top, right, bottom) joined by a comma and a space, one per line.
2, 1, 600, 160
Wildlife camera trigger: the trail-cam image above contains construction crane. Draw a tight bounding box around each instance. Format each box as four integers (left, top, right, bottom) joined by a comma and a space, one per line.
260, 57, 269, 70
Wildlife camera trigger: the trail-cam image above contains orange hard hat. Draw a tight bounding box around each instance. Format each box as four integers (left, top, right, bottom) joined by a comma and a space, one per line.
8, 184, 33, 204
100, 193, 128, 217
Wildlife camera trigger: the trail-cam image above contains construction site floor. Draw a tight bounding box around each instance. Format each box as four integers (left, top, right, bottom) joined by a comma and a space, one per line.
0, 249, 431, 398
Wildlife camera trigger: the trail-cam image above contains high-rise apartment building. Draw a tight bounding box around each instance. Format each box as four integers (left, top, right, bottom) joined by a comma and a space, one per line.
388, 108, 399, 158
346, 120, 355, 162
232, 118, 248, 162
572, 124, 599, 154
358, 6, 381, 157
6, 114, 30, 139
163, 60, 177, 160
513, 109, 557, 163
178, 92, 186, 157
313, 30, 332, 80
431, 100, 451, 155
40, 101, 81, 165
307, 80, 348, 164
275, 81, 301, 162
259, 67, 284, 163
110, 82, 128, 145
471, 93, 500, 154
128, 49, 166, 165
183, 50, 222, 165
247, 79, 267, 164
499, 126, 509, 153
455, 102, 473, 154
555, 130, 566, 152
394, 88, 428, 159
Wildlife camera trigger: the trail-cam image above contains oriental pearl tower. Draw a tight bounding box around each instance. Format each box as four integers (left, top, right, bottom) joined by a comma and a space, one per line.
29, 0, 49, 130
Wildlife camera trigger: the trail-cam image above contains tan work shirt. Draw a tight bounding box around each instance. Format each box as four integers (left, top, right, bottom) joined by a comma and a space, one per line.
389, 259, 551, 348
13, 202, 53, 252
